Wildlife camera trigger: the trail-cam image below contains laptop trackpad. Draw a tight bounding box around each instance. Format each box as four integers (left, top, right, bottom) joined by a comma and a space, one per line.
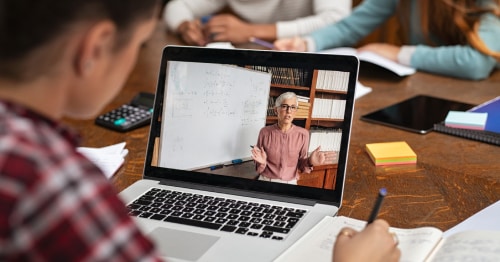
149, 227, 220, 261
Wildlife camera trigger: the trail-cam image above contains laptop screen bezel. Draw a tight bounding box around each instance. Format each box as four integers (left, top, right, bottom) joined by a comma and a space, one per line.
143, 45, 358, 206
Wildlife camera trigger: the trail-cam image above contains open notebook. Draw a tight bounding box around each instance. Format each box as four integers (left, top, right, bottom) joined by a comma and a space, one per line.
118, 46, 359, 261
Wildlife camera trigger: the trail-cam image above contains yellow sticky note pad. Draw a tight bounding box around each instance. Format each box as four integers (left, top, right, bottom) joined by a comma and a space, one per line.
365, 141, 417, 166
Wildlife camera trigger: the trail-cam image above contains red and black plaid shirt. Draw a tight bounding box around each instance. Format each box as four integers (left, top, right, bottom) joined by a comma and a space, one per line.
0, 101, 162, 261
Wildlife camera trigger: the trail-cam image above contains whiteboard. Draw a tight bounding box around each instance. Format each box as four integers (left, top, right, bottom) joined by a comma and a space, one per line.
159, 61, 271, 170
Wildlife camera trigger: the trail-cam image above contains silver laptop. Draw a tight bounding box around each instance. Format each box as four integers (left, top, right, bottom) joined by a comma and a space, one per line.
119, 46, 359, 262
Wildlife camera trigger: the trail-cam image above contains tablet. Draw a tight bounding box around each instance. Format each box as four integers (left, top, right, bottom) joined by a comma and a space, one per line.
361, 95, 475, 134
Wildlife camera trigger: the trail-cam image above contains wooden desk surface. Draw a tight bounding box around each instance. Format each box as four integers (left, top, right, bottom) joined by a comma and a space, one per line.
63, 22, 500, 231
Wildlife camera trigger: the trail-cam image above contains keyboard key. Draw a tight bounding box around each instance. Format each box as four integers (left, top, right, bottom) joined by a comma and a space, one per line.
221, 225, 237, 232
235, 228, 249, 234
165, 216, 221, 230
262, 226, 290, 234
151, 214, 166, 220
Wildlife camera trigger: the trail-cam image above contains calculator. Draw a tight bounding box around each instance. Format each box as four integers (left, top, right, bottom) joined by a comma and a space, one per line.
95, 92, 155, 132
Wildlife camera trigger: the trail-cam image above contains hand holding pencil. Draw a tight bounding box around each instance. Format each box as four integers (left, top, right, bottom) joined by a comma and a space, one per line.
332, 188, 400, 262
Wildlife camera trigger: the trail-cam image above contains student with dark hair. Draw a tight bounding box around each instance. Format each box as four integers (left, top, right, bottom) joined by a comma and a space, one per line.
275, 0, 500, 80
0, 0, 162, 260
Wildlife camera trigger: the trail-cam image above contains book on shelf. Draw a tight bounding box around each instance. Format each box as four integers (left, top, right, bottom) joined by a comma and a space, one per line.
298, 101, 310, 109
308, 128, 342, 156
311, 99, 346, 119
274, 215, 500, 262
297, 95, 310, 103
319, 47, 416, 77
295, 108, 310, 118
267, 96, 276, 116
433, 96, 500, 146
315, 69, 349, 92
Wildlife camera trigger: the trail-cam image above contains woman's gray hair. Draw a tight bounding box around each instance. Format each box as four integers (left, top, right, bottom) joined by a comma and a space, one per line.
275, 92, 298, 107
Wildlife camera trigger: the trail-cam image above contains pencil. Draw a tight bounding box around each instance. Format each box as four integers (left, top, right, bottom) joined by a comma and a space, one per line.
366, 188, 387, 226
249, 37, 275, 49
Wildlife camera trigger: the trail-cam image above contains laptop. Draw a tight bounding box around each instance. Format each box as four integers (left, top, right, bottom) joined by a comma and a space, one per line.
119, 46, 359, 262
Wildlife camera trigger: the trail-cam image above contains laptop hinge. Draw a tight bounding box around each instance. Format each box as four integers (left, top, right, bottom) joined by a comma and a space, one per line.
159, 179, 318, 207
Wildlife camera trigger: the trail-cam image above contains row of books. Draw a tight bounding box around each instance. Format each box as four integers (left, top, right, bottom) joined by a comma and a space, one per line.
311, 99, 346, 119
308, 128, 342, 153
266, 96, 277, 116
249, 66, 311, 87
315, 70, 350, 92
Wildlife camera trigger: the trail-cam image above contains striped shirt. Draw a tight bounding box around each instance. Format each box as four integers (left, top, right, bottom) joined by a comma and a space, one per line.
0, 101, 161, 261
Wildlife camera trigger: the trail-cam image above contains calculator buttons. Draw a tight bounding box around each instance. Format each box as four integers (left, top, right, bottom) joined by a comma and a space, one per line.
96, 105, 153, 131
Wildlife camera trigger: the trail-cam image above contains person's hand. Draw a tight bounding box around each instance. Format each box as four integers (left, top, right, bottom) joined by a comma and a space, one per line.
309, 146, 337, 166
251, 146, 267, 166
177, 20, 206, 46
333, 219, 401, 262
274, 37, 307, 52
358, 43, 401, 62
203, 14, 253, 44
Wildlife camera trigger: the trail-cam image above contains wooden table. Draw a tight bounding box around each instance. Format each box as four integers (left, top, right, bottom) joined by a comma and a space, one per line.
63, 22, 500, 232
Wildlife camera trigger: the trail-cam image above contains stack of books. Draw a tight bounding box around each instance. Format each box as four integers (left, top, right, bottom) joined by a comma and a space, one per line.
296, 95, 310, 118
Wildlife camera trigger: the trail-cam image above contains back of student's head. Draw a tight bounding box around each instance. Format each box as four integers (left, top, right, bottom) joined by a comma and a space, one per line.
0, 0, 159, 82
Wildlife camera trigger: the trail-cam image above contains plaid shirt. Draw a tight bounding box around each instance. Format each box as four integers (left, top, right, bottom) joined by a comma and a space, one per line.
0, 101, 162, 261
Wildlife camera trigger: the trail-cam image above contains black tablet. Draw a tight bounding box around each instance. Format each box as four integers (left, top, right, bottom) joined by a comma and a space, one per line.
361, 95, 475, 134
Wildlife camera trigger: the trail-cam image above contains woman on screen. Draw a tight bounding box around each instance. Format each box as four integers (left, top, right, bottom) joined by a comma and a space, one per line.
251, 92, 336, 184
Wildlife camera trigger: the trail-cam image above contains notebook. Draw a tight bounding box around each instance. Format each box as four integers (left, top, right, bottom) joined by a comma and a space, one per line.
433, 96, 500, 145
118, 46, 359, 262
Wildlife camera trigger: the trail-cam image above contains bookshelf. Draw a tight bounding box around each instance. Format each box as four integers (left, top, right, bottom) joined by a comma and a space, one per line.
249, 66, 350, 189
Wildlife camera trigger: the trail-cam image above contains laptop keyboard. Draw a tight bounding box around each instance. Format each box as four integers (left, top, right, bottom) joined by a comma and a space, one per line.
126, 188, 307, 240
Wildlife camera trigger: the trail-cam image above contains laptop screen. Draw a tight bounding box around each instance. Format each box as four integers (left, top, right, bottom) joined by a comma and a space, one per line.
144, 46, 358, 206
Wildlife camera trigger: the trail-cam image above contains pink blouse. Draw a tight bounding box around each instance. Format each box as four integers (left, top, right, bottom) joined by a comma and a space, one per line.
255, 124, 312, 181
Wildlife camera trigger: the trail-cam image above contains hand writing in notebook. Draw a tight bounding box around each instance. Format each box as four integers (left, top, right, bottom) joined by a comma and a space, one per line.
334, 219, 401, 262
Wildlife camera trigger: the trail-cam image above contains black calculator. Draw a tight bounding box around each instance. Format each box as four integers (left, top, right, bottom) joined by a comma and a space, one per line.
95, 92, 155, 132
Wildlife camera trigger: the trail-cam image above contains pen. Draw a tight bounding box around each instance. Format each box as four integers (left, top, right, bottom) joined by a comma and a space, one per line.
366, 188, 387, 226
249, 37, 275, 49
209, 164, 223, 170
250, 145, 260, 152
201, 15, 212, 24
